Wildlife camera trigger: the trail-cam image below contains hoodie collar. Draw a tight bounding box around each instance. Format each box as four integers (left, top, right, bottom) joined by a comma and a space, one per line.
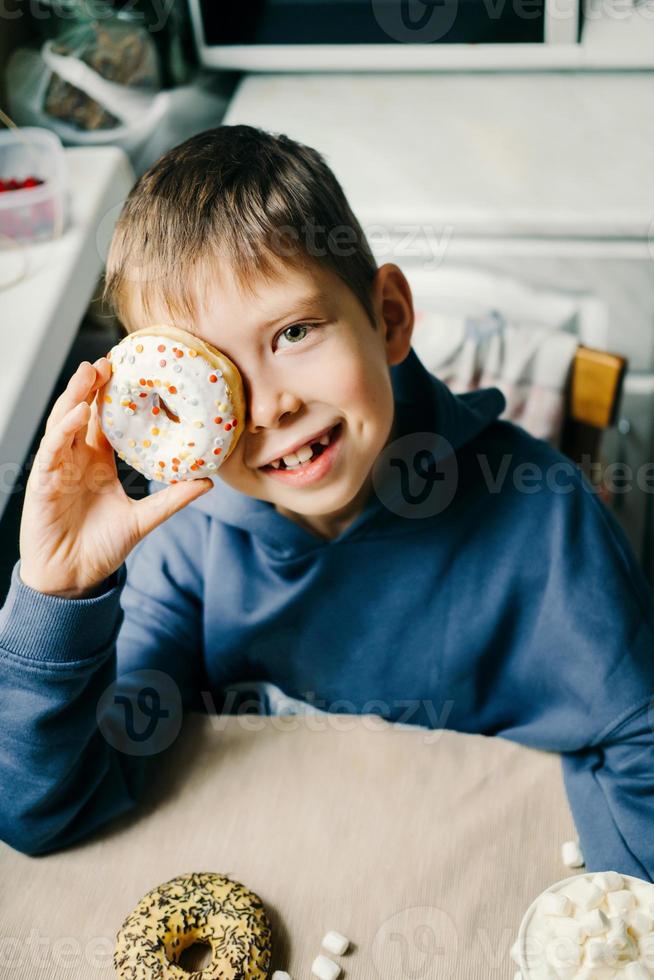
159, 347, 506, 556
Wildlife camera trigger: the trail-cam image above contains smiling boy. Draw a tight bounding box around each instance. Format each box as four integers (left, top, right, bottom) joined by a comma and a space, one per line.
0, 126, 653, 877
186, 257, 405, 542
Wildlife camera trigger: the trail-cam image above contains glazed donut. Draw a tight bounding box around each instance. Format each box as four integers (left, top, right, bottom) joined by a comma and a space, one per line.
114, 871, 272, 979
98, 325, 245, 483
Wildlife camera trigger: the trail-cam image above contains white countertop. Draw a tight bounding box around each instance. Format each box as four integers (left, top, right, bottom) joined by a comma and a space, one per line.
224, 72, 654, 240
0, 146, 135, 522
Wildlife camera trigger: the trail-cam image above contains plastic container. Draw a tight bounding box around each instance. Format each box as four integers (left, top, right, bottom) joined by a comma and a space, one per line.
7, 45, 170, 173
0, 127, 68, 246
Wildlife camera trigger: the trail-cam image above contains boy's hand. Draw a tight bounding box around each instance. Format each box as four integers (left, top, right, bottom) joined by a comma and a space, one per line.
19, 358, 213, 599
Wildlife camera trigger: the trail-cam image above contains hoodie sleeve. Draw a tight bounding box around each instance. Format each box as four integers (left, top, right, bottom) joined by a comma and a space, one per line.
508, 461, 654, 881
562, 697, 654, 881
0, 515, 206, 856
558, 480, 654, 882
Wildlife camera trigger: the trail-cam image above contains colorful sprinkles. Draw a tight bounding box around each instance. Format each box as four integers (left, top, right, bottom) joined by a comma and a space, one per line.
98, 333, 242, 484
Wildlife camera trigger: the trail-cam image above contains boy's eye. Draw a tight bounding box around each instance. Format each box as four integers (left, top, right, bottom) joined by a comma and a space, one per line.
275, 323, 316, 350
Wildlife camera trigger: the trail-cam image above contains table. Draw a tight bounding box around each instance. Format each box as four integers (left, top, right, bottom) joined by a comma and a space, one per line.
0, 146, 135, 523
0, 713, 578, 978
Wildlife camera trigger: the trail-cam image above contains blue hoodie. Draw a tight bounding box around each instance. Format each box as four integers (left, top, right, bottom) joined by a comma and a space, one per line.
1, 347, 653, 874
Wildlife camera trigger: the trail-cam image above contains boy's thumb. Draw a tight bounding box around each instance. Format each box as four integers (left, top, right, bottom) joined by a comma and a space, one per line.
132, 478, 214, 539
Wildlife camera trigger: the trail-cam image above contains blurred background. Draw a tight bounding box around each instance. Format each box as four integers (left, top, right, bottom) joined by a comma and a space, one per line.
1, 0, 653, 599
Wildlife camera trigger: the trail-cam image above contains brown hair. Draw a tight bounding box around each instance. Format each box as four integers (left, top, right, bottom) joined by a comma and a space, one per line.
102, 124, 378, 332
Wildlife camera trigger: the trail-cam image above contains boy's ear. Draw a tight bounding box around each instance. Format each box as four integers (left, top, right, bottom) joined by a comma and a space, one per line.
372, 263, 415, 366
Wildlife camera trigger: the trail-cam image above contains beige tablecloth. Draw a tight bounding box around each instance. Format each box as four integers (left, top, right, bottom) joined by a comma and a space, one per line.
0, 714, 578, 978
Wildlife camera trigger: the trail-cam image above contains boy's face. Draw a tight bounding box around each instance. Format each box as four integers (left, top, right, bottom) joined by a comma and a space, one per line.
138, 258, 413, 540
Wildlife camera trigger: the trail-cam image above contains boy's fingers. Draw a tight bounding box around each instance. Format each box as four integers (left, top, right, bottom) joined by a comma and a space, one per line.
132, 479, 214, 540
85, 396, 111, 453
46, 362, 94, 432
46, 358, 111, 434
38, 401, 91, 472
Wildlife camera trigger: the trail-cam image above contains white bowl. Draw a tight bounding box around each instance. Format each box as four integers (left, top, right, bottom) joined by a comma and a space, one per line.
515, 871, 654, 978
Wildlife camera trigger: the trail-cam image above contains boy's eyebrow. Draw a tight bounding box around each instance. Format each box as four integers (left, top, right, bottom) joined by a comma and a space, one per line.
256, 290, 331, 331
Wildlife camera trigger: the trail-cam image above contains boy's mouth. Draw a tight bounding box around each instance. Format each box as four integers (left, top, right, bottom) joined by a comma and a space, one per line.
259, 422, 342, 471
258, 420, 344, 486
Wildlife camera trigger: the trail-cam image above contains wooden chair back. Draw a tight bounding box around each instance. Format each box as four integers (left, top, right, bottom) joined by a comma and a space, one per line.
560, 345, 628, 475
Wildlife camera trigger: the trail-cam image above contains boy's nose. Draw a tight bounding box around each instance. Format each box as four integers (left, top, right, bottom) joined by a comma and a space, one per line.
245, 381, 303, 434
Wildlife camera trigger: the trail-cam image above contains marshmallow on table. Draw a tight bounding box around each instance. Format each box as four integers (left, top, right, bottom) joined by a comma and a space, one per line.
311, 954, 341, 980
561, 839, 585, 868
321, 931, 349, 956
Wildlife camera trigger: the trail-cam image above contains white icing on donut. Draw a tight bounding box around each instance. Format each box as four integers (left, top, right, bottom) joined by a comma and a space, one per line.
99, 332, 241, 483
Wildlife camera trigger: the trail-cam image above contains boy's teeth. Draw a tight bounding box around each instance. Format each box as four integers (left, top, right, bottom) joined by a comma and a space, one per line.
271, 426, 335, 468
296, 445, 314, 463
283, 444, 313, 468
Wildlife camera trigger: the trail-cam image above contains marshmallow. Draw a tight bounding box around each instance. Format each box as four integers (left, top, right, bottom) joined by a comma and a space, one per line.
551, 965, 577, 979
607, 916, 630, 950
628, 911, 654, 937
556, 918, 584, 942
546, 935, 582, 970
272, 974, 291, 980
579, 908, 609, 938
575, 970, 618, 980
321, 931, 349, 956
561, 840, 585, 868
608, 890, 637, 915
625, 964, 652, 980
542, 893, 573, 917
311, 955, 341, 980
638, 931, 654, 961
564, 879, 605, 912
586, 937, 612, 966
594, 871, 624, 892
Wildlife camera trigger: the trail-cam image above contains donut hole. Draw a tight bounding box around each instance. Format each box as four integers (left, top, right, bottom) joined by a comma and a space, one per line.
158, 394, 180, 423
177, 938, 213, 972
